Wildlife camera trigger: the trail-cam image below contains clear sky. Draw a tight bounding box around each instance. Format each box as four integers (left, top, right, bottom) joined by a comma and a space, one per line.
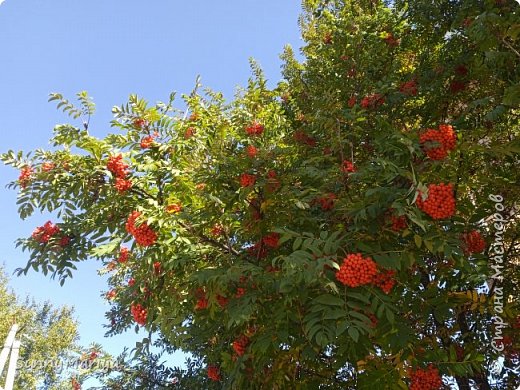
0, 0, 303, 382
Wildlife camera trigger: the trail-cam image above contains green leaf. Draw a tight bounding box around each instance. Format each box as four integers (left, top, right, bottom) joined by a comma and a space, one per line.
414, 234, 422, 248
348, 326, 359, 342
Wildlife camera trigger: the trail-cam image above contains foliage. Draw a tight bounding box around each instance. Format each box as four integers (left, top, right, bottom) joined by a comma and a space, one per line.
2, 0, 520, 389
0, 267, 108, 389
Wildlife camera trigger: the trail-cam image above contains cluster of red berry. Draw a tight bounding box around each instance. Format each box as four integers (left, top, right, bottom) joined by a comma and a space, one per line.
232, 335, 250, 356
341, 160, 356, 173
316, 193, 336, 211
384, 32, 400, 47
114, 177, 132, 192
323, 31, 333, 44
107, 154, 132, 193
41, 161, 56, 172
240, 173, 256, 187
107, 154, 129, 177
166, 203, 182, 214
348, 96, 357, 107
390, 214, 407, 231
211, 224, 224, 237
294, 130, 317, 147
416, 183, 456, 219
195, 297, 208, 310
133, 118, 147, 129
246, 145, 258, 158
399, 80, 418, 96
461, 230, 486, 254
105, 290, 116, 300
336, 253, 378, 288
131, 303, 147, 326
265, 170, 281, 193
361, 93, 385, 109
195, 288, 208, 310
245, 121, 264, 136
128, 278, 135, 287
372, 269, 397, 294
217, 294, 229, 308
32, 221, 62, 244
207, 365, 221, 381
71, 377, 81, 390
118, 247, 130, 263
262, 232, 280, 248
125, 211, 157, 246
59, 236, 71, 247
153, 261, 162, 275
140, 135, 155, 149
235, 287, 247, 298
18, 166, 33, 189
184, 127, 196, 139
419, 124, 457, 160
409, 365, 442, 390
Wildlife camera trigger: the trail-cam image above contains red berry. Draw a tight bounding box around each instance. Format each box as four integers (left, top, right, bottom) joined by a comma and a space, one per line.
245, 121, 264, 136
419, 125, 456, 160
409, 364, 442, 390
399, 80, 418, 96
240, 173, 256, 187
18, 166, 33, 189
232, 335, 250, 356
384, 32, 399, 47
416, 183, 456, 219
217, 295, 229, 308
235, 287, 246, 298
207, 365, 221, 381
118, 247, 130, 263
59, 236, 71, 247
125, 211, 157, 247
262, 232, 280, 248
166, 203, 182, 214
372, 269, 397, 294
107, 154, 130, 178
211, 224, 224, 237
184, 127, 196, 139
341, 160, 356, 173
106, 290, 117, 300
71, 378, 81, 390
32, 221, 60, 243
316, 193, 336, 211
41, 162, 56, 172
388, 211, 407, 231
133, 118, 147, 129
246, 145, 258, 158
131, 303, 147, 326
265, 170, 281, 192
336, 253, 378, 288
461, 230, 486, 254
114, 177, 132, 193
140, 135, 155, 149
449, 80, 466, 93
323, 32, 333, 44
195, 296, 209, 310
360, 93, 385, 109
293, 130, 317, 147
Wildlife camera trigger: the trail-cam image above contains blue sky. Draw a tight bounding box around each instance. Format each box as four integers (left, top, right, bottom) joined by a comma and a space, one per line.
0, 0, 302, 381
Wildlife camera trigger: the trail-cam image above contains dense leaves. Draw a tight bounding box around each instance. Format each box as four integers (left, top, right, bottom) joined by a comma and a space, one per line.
2, 0, 519, 389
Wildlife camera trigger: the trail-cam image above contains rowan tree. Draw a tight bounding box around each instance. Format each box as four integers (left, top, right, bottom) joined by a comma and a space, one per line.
2, 0, 520, 389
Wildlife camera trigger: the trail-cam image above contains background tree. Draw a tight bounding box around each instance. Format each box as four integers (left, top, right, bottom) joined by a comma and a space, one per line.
2, 0, 519, 389
0, 266, 106, 389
